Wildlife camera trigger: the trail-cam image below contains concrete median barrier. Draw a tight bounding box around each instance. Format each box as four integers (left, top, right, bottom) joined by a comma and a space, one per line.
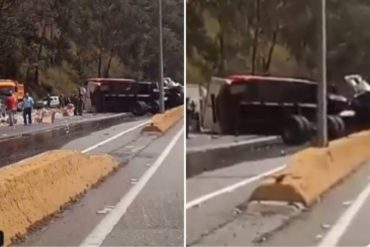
249, 130, 370, 207
143, 106, 183, 133
0, 150, 118, 246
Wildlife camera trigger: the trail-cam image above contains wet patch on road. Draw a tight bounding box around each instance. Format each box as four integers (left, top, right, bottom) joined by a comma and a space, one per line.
0, 115, 142, 168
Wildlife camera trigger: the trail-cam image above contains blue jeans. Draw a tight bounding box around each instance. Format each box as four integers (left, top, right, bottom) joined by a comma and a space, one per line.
23, 107, 32, 125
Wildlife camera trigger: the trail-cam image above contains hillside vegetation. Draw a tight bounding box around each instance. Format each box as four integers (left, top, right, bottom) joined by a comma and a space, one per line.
187, 0, 370, 86
0, 0, 183, 96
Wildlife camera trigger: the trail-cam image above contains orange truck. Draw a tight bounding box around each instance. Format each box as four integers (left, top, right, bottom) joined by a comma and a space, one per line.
0, 79, 25, 101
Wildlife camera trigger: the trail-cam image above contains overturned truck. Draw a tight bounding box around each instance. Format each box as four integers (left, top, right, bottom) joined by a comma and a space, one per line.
84, 78, 183, 116
201, 75, 354, 144
84, 78, 160, 116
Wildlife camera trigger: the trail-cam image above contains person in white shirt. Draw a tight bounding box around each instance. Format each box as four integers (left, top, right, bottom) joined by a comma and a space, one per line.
22, 93, 34, 125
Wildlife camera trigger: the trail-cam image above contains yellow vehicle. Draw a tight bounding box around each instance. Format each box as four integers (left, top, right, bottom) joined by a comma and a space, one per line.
0, 79, 25, 101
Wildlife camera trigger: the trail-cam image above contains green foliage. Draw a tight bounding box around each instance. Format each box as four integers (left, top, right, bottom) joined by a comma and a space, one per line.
39, 62, 79, 96
0, 0, 183, 95
187, 0, 370, 85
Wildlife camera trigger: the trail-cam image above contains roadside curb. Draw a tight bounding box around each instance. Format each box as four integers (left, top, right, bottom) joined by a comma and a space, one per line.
186, 136, 282, 178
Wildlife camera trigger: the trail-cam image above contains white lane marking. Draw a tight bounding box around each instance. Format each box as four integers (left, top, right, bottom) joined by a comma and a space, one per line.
319, 180, 370, 247
186, 164, 286, 210
80, 127, 183, 247
81, 120, 151, 153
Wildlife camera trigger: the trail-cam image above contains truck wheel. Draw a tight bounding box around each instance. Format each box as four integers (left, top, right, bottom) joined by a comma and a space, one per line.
131, 101, 148, 116
149, 101, 160, 114
328, 115, 343, 140
282, 115, 308, 145
299, 116, 312, 137
329, 116, 345, 139
335, 116, 346, 137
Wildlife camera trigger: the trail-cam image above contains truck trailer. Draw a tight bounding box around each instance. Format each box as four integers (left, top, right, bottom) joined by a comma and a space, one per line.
201, 75, 352, 144
84, 78, 162, 116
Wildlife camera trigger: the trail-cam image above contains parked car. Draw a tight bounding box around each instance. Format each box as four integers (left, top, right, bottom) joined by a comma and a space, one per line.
34, 96, 60, 109
48, 96, 60, 108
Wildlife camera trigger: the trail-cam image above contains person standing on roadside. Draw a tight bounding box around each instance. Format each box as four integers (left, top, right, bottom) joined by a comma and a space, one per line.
59, 93, 65, 108
46, 93, 51, 108
22, 93, 34, 125
5, 90, 17, 127
77, 91, 83, 116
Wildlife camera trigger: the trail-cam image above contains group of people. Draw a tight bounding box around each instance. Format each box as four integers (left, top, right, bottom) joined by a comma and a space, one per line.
56, 90, 85, 116
1, 86, 86, 128
70, 87, 86, 116
4, 91, 34, 127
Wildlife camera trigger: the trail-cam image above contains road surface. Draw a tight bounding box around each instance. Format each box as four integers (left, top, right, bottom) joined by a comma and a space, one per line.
0, 113, 131, 140
261, 158, 370, 247
17, 119, 184, 246
186, 133, 272, 150
186, 142, 370, 246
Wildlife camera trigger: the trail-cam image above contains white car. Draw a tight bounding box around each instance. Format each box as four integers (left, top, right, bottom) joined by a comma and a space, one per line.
35, 96, 60, 109
48, 96, 60, 108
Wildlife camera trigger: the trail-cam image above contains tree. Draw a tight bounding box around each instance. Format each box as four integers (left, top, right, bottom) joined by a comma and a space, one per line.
0, 0, 183, 97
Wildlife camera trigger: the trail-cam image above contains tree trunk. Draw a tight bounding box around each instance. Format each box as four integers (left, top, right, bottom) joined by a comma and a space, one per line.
104, 49, 114, 77
97, 28, 103, 77
217, 10, 226, 74
98, 48, 102, 77
35, 23, 46, 85
218, 33, 225, 74
263, 26, 278, 73
251, 0, 261, 75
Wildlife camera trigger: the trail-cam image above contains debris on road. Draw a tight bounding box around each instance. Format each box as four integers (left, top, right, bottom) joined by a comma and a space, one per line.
0, 105, 76, 127
342, 200, 353, 206
130, 178, 138, 184
321, 224, 331, 230
316, 234, 323, 240
97, 205, 115, 215
233, 208, 243, 215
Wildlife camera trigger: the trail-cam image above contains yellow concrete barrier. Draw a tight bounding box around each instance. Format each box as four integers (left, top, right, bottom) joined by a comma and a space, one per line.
143, 105, 184, 133
0, 150, 118, 245
249, 130, 370, 207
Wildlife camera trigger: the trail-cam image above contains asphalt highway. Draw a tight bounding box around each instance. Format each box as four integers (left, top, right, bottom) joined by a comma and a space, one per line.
17, 119, 184, 246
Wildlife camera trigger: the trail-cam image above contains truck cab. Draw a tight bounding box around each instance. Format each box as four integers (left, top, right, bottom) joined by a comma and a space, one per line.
0, 79, 25, 100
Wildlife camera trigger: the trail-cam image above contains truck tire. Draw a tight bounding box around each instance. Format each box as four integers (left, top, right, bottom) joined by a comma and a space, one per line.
131, 101, 148, 116
337, 116, 346, 136
282, 115, 309, 145
328, 115, 345, 139
328, 115, 343, 140
148, 101, 160, 114
299, 116, 312, 137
